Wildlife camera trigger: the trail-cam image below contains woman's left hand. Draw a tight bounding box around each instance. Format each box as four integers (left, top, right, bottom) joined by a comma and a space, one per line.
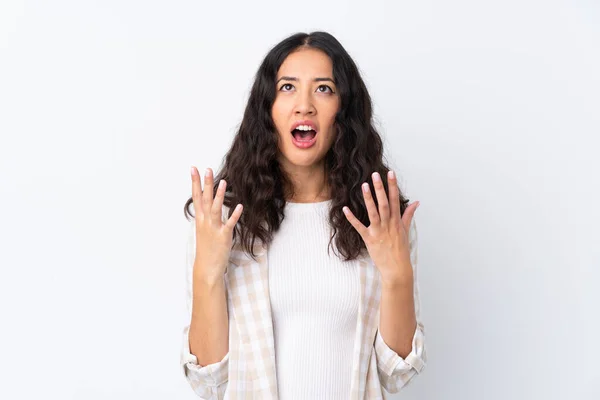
343, 171, 419, 283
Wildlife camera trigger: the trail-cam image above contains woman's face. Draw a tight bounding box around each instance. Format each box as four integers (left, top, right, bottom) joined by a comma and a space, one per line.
272, 47, 340, 172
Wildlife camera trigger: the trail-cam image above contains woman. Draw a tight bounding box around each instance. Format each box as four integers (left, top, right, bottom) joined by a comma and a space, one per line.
181, 31, 426, 399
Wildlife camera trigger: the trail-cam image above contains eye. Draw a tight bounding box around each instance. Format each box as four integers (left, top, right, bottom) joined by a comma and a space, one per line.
279, 83, 294, 91
317, 85, 334, 94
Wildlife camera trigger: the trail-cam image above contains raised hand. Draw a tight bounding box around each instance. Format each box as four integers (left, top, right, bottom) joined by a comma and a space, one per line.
190, 166, 243, 283
342, 170, 419, 283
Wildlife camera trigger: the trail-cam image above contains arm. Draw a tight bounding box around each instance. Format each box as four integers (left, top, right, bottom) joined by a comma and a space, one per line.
181, 220, 229, 399
374, 217, 427, 393
190, 279, 229, 366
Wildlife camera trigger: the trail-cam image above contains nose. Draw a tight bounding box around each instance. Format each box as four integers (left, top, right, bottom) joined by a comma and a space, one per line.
293, 90, 316, 116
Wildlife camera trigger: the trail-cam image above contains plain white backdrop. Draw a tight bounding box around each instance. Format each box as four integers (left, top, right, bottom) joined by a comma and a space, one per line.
0, 0, 598, 399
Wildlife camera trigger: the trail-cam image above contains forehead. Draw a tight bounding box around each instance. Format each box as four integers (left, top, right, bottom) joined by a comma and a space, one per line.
277, 48, 333, 78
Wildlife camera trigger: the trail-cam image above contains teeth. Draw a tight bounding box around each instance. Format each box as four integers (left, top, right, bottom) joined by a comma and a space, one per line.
295, 125, 315, 131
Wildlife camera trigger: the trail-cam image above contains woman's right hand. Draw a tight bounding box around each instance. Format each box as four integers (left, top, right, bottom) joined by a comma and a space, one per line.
190, 166, 243, 283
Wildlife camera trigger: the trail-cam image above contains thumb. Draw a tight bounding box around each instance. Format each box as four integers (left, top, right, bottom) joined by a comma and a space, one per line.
402, 201, 420, 230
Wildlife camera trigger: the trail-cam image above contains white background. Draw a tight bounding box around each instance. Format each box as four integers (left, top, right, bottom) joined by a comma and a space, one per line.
1, 0, 598, 399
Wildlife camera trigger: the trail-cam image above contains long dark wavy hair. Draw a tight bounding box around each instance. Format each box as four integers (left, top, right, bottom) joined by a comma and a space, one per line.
184, 31, 410, 262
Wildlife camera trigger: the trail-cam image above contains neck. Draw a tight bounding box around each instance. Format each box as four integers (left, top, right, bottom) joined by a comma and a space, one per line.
283, 162, 330, 203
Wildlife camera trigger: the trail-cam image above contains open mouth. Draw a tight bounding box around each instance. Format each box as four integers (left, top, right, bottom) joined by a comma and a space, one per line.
291, 126, 317, 142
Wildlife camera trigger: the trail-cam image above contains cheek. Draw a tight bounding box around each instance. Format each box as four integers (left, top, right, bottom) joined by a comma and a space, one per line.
271, 101, 288, 132
323, 100, 339, 122
322, 108, 338, 131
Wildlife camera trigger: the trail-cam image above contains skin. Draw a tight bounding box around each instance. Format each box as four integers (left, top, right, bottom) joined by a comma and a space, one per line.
272, 46, 340, 203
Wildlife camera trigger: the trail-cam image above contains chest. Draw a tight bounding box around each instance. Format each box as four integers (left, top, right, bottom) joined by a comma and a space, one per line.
268, 247, 361, 329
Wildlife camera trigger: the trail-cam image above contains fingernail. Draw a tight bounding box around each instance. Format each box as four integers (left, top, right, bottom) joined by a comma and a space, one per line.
190, 167, 195, 176
372, 172, 381, 182
205, 168, 210, 177
388, 170, 395, 179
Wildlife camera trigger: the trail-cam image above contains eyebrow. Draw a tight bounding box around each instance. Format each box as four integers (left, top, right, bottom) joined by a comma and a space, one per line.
276, 76, 336, 84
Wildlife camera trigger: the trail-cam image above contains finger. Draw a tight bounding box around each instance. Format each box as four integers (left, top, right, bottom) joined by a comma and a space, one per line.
401, 201, 420, 232
342, 206, 368, 238
224, 203, 243, 232
202, 167, 214, 218
211, 179, 226, 225
362, 182, 380, 226
371, 172, 390, 226
191, 166, 204, 218
387, 170, 401, 229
